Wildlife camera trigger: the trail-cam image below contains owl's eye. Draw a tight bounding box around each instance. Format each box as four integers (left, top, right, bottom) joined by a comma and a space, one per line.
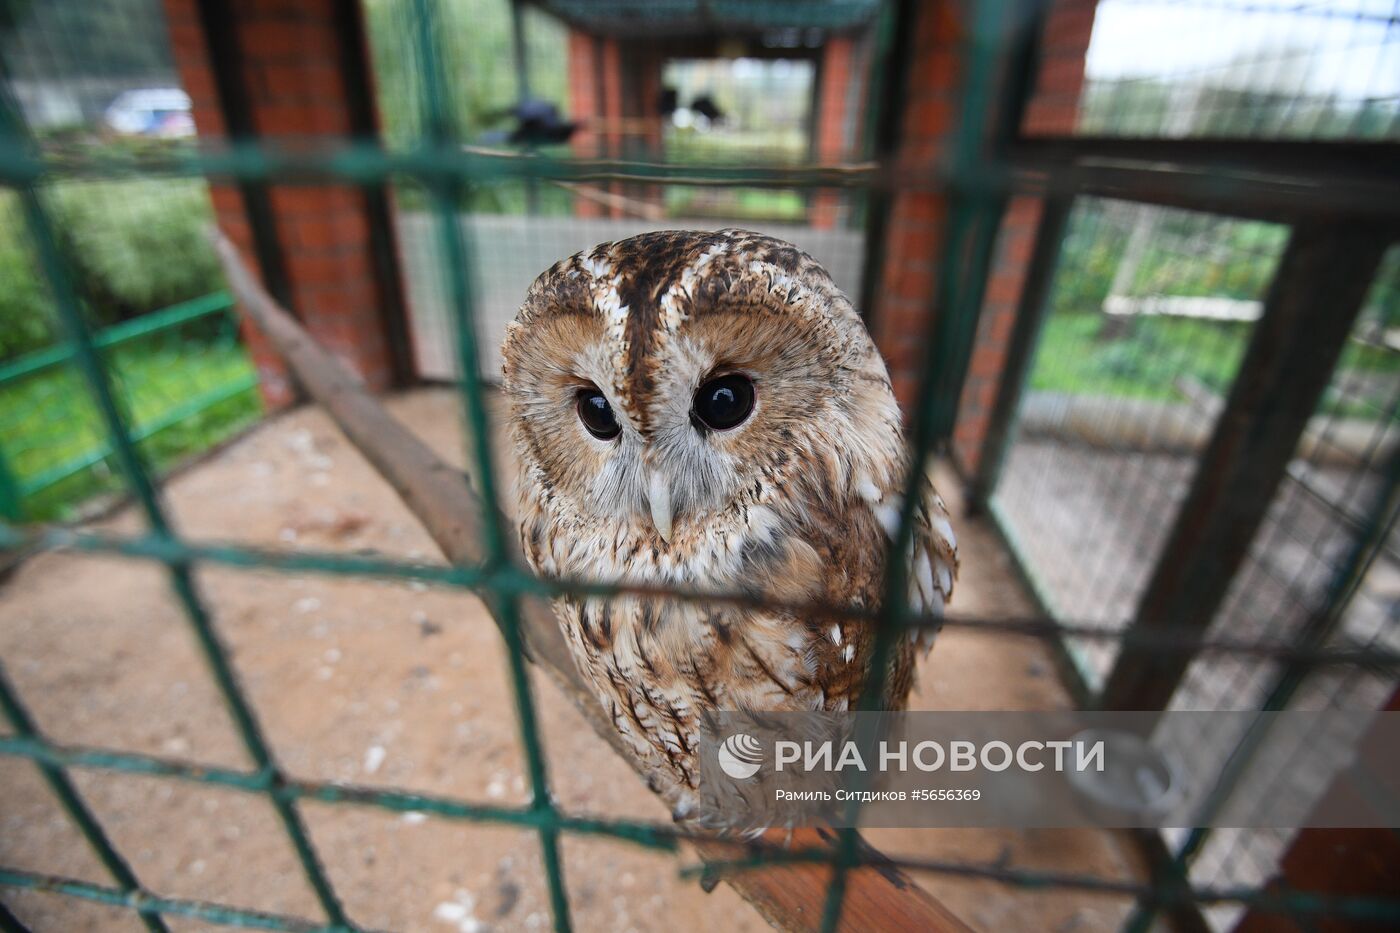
692, 374, 755, 432
576, 388, 621, 440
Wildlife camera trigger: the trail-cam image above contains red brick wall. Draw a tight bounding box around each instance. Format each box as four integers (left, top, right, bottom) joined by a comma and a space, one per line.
567, 29, 600, 155
162, 0, 403, 408
599, 37, 627, 217
951, 0, 1094, 474
871, 0, 1095, 474
872, 1, 963, 410
566, 30, 603, 217
811, 36, 856, 229
566, 30, 629, 217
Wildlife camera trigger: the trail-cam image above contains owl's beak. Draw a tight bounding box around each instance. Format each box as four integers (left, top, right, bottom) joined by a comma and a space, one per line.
646, 468, 673, 543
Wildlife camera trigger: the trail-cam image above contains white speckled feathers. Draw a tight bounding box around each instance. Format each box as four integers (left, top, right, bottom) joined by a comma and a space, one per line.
501, 229, 958, 817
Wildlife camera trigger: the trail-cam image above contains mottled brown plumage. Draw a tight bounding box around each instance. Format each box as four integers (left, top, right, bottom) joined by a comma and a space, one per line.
501, 229, 958, 819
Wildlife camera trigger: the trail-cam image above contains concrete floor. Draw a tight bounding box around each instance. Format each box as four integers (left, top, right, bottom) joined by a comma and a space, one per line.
0, 387, 1150, 933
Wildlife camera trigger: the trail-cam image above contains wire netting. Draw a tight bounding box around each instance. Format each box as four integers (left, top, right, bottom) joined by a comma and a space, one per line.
0, 0, 1398, 932
1077, 0, 1400, 139
991, 198, 1289, 681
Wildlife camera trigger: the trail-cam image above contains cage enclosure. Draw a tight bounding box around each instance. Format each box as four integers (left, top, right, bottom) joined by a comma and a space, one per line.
0, 1, 1397, 932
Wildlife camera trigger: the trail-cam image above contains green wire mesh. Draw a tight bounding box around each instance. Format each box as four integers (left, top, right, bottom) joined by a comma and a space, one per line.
0, 1, 1398, 932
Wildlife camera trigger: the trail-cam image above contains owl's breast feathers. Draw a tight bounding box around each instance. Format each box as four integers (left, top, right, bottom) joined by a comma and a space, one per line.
515, 446, 958, 799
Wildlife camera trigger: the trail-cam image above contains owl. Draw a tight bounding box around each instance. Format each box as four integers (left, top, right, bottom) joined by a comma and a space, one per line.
501, 229, 957, 819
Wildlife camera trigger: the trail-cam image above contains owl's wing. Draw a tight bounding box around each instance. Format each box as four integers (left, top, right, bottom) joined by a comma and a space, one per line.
905, 476, 959, 655
864, 468, 959, 656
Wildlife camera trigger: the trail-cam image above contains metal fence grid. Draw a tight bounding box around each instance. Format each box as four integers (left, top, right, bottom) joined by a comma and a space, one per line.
0, 289, 260, 521
0, 0, 265, 521
0, 1, 1398, 932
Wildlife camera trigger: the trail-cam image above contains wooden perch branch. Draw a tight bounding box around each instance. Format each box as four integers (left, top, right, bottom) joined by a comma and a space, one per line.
212, 232, 971, 933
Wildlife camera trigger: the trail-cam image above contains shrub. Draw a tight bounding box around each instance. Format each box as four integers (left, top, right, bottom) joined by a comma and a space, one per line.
0, 199, 55, 360
0, 180, 224, 362
49, 179, 223, 319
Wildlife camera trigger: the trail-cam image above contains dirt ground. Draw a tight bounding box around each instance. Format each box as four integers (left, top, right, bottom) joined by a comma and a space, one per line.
0, 388, 1147, 932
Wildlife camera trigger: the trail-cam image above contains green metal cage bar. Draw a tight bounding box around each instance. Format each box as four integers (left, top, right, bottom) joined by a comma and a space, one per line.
0, 290, 234, 387
1, 522, 1396, 670
4, 727, 1400, 927
0, 667, 169, 933
3, 76, 353, 925
408, 0, 573, 926
0, 287, 255, 519
15, 372, 257, 499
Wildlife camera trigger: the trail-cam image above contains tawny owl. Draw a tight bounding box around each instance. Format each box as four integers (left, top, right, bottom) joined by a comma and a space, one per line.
501, 229, 957, 818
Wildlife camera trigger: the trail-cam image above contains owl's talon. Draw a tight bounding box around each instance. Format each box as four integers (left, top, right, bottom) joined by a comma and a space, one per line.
698, 866, 721, 893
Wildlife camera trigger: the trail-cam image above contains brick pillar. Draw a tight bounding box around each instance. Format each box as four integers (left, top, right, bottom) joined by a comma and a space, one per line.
162, 0, 406, 408
627, 47, 665, 210
951, 0, 1095, 474
567, 28, 604, 217
600, 37, 625, 218
811, 36, 856, 229
870, 0, 1096, 468
565, 31, 625, 218
636, 49, 664, 156
871, 1, 964, 409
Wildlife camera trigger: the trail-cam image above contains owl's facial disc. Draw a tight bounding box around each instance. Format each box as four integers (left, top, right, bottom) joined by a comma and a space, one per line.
505, 228, 872, 552
641, 371, 756, 542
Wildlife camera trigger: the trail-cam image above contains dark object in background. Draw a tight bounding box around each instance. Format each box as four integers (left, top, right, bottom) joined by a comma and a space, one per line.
480, 98, 578, 147
658, 86, 678, 117
506, 98, 578, 146
690, 94, 724, 124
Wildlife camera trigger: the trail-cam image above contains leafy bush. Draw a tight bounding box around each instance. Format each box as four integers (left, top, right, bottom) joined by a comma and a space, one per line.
0, 195, 55, 360
0, 180, 223, 362
50, 179, 222, 319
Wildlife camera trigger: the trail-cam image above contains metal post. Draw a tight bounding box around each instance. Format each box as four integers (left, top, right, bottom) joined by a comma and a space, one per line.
968, 194, 1071, 512
0, 441, 23, 523
510, 0, 541, 216
331, 0, 418, 386
1100, 221, 1394, 713
194, 0, 296, 318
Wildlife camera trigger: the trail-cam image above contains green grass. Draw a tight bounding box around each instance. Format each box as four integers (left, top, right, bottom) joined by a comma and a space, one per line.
0, 340, 262, 521
1028, 311, 1399, 420
665, 186, 809, 222
1029, 313, 1248, 400
1, 180, 225, 362
665, 129, 811, 166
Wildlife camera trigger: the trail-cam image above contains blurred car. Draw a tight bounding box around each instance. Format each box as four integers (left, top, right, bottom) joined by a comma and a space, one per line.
104, 87, 195, 138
